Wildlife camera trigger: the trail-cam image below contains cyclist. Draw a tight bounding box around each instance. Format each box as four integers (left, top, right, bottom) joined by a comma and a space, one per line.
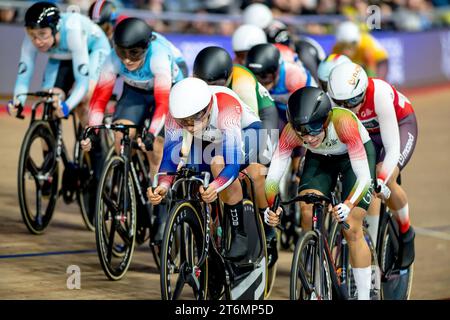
147, 77, 262, 261
88, 0, 117, 41
192, 46, 278, 243
332, 21, 389, 79
317, 54, 351, 93
231, 24, 267, 66
264, 86, 377, 300
328, 62, 417, 269
8, 1, 111, 126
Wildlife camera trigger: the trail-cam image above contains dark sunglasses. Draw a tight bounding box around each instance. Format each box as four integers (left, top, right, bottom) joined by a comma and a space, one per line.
174, 98, 213, 127
332, 91, 365, 109
115, 45, 147, 62
295, 120, 324, 137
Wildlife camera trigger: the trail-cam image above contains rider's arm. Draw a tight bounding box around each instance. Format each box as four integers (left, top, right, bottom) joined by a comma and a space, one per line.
13, 36, 38, 105
209, 94, 243, 193
373, 80, 401, 183
265, 123, 303, 207
158, 115, 183, 190
149, 44, 173, 136
65, 18, 91, 112
88, 53, 118, 126
333, 109, 372, 206
230, 66, 259, 115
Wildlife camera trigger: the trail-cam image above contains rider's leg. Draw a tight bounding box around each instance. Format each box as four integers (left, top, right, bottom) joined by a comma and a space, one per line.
344, 207, 372, 300
365, 196, 381, 247
148, 136, 164, 182
210, 155, 247, 260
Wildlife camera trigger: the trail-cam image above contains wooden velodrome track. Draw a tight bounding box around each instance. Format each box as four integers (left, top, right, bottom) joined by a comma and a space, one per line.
0, 86, 449, 300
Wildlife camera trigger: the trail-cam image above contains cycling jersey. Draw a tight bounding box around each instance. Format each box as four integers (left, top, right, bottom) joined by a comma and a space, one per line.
88, 32, 184, 136
159, 86, 261, 193
14, 12, 110, 110
270, 60, 315, 112
265, 107, 372, 207
356, 78, 415, 183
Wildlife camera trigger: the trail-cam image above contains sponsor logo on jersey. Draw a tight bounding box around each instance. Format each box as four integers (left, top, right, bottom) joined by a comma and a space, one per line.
18, 62, 27, 74
78, 64, 89, 76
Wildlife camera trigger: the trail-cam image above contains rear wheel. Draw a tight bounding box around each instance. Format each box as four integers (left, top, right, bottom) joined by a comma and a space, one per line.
160, 201, 208, 300
18, 121, 59, 234
95, 155, 137, 280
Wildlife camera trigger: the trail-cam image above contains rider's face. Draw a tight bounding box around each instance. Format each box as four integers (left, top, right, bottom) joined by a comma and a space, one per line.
120, 56, 145, 71
27, 27, 54, 52
300, 130, 325, 149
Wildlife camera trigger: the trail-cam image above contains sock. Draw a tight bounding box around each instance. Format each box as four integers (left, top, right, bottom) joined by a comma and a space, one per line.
393, 203, 410, 234
365, 215, 379, 247
224, 201, 245, 234
353, 266, 372, 300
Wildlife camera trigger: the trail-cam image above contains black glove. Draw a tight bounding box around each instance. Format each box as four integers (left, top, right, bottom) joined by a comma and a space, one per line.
143, 132, 155, 151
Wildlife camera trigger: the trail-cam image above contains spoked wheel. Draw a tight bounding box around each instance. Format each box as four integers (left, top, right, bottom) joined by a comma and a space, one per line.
18, 121, 59, 234
95, 155, 137, 281
160, 201, 208, 300
290, 230, 332, 300
379, 221, 413, 300
328, 223, 381, 300
77, 147, 96, 231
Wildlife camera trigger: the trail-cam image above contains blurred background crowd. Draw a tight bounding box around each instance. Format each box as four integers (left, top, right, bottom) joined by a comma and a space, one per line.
1, 0, 450, 35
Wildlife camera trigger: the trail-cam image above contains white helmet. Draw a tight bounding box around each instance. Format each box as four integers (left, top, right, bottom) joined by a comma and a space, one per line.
335, 21, 361, 43
242, 3, 273, 29
317, 54, 351, 89
328, 62, 368, 108
232, 24, 267, 52
169, 77, 212, 119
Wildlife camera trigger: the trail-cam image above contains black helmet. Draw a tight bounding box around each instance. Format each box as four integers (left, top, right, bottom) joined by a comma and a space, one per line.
245, 43, 281, 77
265, 20, 291, 46
286, 87, 331, 136
113, 17, 153, 49
24, 2, 60, 34
88, 0, 117, 25
193, 46, 233, 84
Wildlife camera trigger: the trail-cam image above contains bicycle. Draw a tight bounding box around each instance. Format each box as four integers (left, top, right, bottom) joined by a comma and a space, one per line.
375, 177, 414, 300
16, 91, 97, 234
287, 192, 380, 300
157, 167, 268, 300
84, 123, 162, 280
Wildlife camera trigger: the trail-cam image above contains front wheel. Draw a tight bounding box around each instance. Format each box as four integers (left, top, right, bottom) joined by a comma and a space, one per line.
18, 121, 59, 234
160, 201, 208, 300
95, 155, 137, 281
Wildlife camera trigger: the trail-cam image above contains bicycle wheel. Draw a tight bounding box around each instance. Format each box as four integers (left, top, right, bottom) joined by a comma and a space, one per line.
160, 201, 208, 300
290, 230, 332, 300
77, 147, 95, 231
379, 218, 414, 300
18, 120, 59, 234
328, 223, 381, 300
95, 155, 137, 280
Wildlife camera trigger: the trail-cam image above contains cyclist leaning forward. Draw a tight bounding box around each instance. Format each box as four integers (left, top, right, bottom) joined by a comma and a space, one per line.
264, 87, 377, 300
147, 77, 263, 261
328, 62, 417, 269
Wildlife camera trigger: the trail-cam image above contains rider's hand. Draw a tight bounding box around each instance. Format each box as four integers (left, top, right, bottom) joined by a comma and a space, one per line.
7, 99, 21, 117
80, 138, 92, 152
264, 207, 283, 227
199, 185, 218, 204
137, 132, 155, 152
332, 202, 352, 222
147, 185, 168, 205
376, 178, 391, 200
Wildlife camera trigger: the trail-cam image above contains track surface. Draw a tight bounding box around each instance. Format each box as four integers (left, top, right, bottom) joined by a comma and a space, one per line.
0, 88, 449, 300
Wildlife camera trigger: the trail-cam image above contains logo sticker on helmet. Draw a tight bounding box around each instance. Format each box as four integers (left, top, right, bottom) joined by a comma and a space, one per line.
348, 65, 362, 86
78, 64, 89, 76
18, 62, 27, 75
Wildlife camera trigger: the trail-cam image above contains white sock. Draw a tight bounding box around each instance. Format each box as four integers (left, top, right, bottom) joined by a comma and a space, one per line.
365, 215, 379, 247
353, 266, 372, 300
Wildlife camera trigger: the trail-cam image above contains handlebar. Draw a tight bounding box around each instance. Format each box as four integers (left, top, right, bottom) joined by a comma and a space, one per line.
153, 167, 211, 191
83, 123, 143, 140
16, 91, 59, 99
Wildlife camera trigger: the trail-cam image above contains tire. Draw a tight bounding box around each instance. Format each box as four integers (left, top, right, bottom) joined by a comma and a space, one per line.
379, 220, 414, 300
95, 155, 137, 281
328, 222, 381, 300
77, 147, 95, 231
290, 230, 332, 300
18, 121, 59, 234
160, 201, 208, 300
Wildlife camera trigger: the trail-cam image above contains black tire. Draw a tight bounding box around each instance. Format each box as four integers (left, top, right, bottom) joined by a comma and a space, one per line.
290, 230, 332, 300
160, 201, 208, 300
18, 121, 59, 234
328, 222, 381, 300
95, 155, 137, 280
379, 219, 413, 300
77, 147, 95, 231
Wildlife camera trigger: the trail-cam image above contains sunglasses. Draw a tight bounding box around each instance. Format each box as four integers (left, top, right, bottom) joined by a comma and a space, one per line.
115, 45, 147, 62
295, 120, 324, 137
332, 92, 365, 109
174, 98, 213, 127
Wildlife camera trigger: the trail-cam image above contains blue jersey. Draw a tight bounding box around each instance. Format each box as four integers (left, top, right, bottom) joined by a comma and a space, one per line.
14, 12, 110, 110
